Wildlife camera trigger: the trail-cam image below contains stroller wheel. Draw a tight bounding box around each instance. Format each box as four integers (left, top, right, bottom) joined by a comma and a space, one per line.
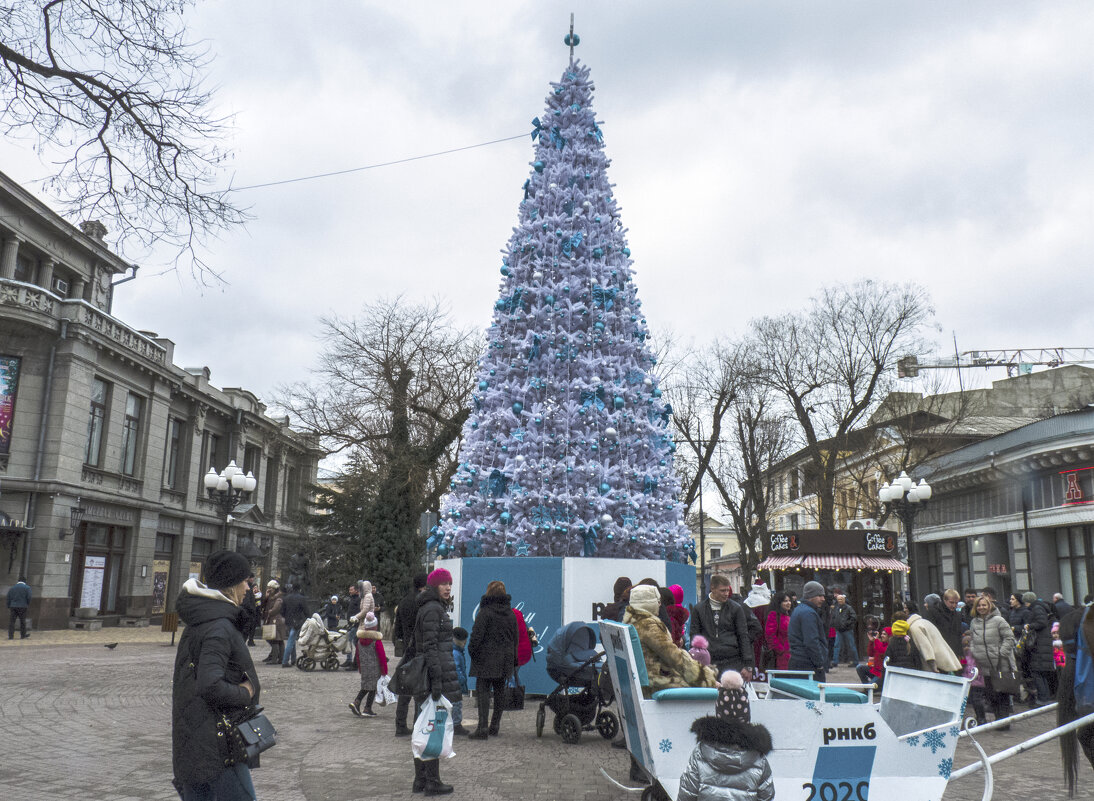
559, 713, 582, 745
321, 656, 340, 671
596, 710, 619, 740
298, 656, 316, 671
535, 705, 546, 737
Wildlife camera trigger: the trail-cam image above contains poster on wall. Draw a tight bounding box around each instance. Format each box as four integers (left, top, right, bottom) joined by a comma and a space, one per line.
189, 561, 203, 582
80, 555, 106, 609
0, 355, 20, 455
151, 558, 171, 614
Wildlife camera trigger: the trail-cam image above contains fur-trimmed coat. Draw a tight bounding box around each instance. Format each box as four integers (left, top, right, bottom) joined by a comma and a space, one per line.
677, 716, 775, 801
906, 614, 962, 673
624, 606, 716, 695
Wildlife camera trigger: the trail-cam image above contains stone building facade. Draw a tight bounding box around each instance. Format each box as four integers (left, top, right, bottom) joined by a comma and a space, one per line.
0, 171, 321, 629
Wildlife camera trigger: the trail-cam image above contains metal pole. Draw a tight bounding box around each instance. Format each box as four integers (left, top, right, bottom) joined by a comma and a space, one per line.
948, 711, 1094, 781
698, 421, 706, 593
958, 702, 1058, 736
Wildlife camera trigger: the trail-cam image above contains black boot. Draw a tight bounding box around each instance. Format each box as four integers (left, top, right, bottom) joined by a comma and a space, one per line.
361, 691, 377, 717
423, 759, 453, 796
412, 758, 427, 793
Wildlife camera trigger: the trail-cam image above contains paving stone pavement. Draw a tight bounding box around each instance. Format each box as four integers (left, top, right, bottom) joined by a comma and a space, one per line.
0, 633, 1086, 800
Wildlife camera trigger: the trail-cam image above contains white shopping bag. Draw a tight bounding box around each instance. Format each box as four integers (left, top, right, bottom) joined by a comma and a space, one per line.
376, 675, 398, 706
411, 695, 454, 760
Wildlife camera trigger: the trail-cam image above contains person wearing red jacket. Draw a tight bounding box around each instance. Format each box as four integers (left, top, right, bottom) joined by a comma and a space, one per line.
666, 584, 690, 648
857, 627, 890, 688
513, 607, 533, 666
764, 592, 792, 670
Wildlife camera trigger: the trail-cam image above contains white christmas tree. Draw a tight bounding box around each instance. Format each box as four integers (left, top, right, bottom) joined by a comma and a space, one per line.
433, 36, 693, 561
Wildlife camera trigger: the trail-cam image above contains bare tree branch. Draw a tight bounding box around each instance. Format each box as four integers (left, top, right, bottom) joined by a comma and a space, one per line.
0, 1, 247, 278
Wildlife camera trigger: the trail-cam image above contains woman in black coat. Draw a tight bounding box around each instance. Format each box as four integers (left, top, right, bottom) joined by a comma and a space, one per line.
172, 551, 260, 801
410, 568, 461, 795
1023, 593, 1057, 704
468, 580, 518, 740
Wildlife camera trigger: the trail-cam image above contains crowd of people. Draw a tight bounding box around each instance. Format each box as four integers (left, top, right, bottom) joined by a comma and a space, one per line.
169, 551, 1092, 801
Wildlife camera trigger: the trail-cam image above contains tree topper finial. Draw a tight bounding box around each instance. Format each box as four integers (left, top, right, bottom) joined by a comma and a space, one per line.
565, 13, 580, 64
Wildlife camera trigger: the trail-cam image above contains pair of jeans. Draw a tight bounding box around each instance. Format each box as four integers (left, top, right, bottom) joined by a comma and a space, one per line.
833, 630, 859, 665
281, 627, 299, 665
475, 678, 507, 732
180, 763, 256, 801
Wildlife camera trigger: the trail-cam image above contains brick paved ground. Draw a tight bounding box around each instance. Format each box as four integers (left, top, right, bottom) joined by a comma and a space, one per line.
0, 630, 1086, 800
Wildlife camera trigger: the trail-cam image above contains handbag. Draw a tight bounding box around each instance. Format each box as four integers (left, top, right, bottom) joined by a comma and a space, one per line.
985, 642, 1021, 696
1017, 625, 1038, 655
218, 706, 277, 766
411, 696, 454, 760
261, 623, 277, 641
503, 668, 525, 711
389, 654, 429, 697
761, 648, 778, 670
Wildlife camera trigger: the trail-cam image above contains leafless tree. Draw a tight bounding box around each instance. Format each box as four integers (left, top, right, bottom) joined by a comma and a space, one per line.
670, 340, 794, 581
274, 297, 480, 598
0, 1, 246, 276
748, 280, 935, 530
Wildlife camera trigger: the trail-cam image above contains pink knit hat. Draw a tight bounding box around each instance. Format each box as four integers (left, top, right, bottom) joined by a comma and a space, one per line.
669, 584, 684, 606
427, 567, 453, 587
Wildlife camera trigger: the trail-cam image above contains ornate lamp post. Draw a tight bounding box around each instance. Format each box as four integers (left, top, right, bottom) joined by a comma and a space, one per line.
878, 471, 932, 601
203, 460, 257, 548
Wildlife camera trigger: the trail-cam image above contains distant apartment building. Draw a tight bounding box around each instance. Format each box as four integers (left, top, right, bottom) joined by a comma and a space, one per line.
0, 171, 321, 630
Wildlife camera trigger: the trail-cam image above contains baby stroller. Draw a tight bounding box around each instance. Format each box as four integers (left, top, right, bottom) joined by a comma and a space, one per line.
296, 613, 354, 671
535, 621, 619, 744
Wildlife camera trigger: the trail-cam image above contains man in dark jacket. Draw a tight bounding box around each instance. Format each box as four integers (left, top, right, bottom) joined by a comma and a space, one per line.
6, 576, 32, 640
172, 551, 259, 798
280, 584, 308, 668
926, 589, 964, 668
393, 573, 428, 736
832, 594, 858, 667
690, 574, 753, 676
788, 581, 829, 682
1054, 593, 1074, 621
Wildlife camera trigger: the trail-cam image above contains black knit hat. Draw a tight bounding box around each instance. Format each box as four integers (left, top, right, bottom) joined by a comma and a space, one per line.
204, 550, 251, 590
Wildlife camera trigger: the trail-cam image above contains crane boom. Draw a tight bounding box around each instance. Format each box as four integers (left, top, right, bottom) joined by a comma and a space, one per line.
897, 348, 1094, 378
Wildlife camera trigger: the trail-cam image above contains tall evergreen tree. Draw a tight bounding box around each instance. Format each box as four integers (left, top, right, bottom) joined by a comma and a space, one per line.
435, 43, 692, 561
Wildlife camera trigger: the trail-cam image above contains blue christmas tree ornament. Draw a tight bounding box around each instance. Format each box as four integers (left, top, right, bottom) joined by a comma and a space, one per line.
434, 46, 690, 559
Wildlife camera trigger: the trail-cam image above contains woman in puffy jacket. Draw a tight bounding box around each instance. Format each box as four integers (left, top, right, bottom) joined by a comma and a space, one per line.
764, 592, 792, 670
468, 580, 518, 739
969, 595, 1017, 727
408, 568, 461, 795
172, 551, 260, 800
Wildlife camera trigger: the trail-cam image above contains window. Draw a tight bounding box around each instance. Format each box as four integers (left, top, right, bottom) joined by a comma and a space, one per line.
191, 537, 214, 564
284, 465, 300, 514
198, 431, 221, 492
85, 378, 108, 466
120, 392, 143, 475
789, 470, 800, 501
164, 418, 183, 489
243, 444, 261, 486
709, 547, 722, 560
13, 254, 34, 283
264, 456, 279, 516
789, 513, 800, 530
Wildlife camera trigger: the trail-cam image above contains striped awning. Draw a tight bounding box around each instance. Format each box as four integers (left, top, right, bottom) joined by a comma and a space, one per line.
756, 553, 909, 572
860, 556, 910, 572
755, 555, 804, 570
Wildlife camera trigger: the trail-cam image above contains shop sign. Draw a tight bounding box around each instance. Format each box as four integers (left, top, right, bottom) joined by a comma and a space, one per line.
988, 563, 1009, 575
0, 355, 19, 455
1061, 467, 1093, 506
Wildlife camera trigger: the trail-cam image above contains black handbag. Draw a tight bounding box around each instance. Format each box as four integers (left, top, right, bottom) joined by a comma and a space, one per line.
503, 668, 525, 711
985, 643, 1022, 696
390, 654, 429, 697
219, 706, 277, 766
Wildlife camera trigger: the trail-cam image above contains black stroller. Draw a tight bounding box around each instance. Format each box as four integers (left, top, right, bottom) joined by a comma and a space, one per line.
535, 621, 619, 744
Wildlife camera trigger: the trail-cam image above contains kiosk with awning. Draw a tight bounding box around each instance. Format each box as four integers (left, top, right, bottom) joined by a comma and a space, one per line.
757, 529, 908, 652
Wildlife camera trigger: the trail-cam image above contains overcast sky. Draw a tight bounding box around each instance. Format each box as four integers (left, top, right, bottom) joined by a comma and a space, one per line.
4, 1, 1093, 411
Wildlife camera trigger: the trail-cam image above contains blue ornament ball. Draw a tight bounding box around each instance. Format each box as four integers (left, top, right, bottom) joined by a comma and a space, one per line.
533, 160, 545, 173
599, 482, 610, 493
500, 512, 512, 525
478, 380, 488, 390
614, 396, 625, 409
512, 401, 524, 414
594, 321, 605, 331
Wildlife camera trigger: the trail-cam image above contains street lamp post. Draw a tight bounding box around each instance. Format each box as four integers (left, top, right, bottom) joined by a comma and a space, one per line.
203, 460, 257, 549
878, 471, 932, 602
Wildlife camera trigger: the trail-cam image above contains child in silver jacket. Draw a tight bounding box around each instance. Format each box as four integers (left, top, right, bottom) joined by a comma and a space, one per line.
677, 670, 774, 801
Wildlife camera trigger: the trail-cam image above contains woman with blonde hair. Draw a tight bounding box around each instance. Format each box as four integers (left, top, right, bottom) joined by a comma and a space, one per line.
969, 594, 1017, 729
